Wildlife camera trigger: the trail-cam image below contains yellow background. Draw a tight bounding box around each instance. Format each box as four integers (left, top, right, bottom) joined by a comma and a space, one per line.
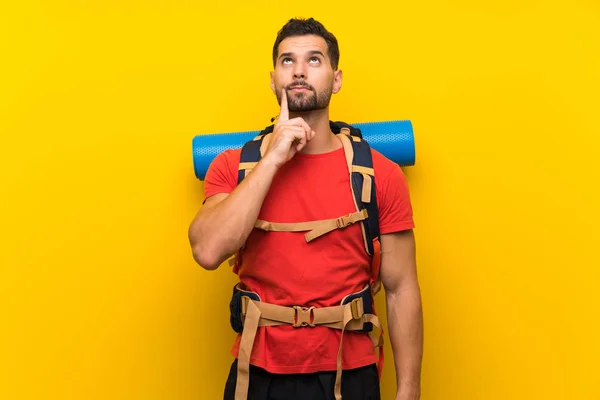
1, 1, 599, 399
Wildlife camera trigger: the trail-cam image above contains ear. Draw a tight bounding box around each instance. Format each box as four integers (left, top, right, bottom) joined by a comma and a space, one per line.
332, 69, 343, 94
270, 71, 276, 94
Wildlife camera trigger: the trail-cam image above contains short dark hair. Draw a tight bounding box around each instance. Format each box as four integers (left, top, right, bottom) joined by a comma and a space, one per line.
272, 18, 340, 70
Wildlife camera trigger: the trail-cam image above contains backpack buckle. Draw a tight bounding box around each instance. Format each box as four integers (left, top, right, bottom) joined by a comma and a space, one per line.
241, 296, 250, 317
293, 306, 315, 327
336, 214, 352, 229
350, 298, 364, 320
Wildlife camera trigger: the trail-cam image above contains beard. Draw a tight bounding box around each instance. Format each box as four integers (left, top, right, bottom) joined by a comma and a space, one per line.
278, 82, 333, 112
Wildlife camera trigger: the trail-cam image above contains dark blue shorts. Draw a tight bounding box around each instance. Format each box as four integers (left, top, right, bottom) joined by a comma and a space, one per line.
223, 359, 381, 400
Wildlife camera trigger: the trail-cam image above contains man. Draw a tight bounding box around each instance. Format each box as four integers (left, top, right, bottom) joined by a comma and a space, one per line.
188, 17, 423, 400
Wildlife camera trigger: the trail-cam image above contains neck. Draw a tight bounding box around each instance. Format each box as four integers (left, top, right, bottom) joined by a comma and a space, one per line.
288, 107, 341, 154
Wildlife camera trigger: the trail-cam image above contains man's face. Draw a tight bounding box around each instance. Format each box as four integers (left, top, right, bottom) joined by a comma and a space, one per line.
270, 34, 342, 112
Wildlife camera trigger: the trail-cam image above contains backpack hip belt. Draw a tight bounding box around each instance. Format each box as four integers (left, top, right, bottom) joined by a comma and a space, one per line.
230, 283, 383, 400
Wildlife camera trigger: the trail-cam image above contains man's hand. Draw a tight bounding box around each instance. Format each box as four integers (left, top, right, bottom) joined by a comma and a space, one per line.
263, 89, 315, 168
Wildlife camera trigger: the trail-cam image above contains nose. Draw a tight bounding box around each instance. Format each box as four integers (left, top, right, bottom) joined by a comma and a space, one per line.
293, 63, 306, 80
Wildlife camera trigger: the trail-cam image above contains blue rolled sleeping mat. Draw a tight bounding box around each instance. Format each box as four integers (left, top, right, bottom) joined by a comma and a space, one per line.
192, 120, 415, 180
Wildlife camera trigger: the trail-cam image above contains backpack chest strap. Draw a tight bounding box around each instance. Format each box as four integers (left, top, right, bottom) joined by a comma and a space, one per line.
254, 209, 368, 242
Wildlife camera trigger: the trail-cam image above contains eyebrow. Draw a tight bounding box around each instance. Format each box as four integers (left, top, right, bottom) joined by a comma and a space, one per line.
279, 50, 326, 60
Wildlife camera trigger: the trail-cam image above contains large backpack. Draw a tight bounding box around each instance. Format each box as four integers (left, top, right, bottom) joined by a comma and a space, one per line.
227, 121, 386, 400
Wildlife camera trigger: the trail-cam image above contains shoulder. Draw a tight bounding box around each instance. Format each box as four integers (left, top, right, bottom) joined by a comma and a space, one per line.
369, 147, 412, 206
219, 148, 242, 164
370, 148, 406, 181
368, 149, 415, 232
204, 148, 242, 198
208, 148, 241, 174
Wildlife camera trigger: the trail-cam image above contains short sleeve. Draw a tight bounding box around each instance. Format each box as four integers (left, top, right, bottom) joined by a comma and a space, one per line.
203, 149, 240, 201
376, 163, 415, 234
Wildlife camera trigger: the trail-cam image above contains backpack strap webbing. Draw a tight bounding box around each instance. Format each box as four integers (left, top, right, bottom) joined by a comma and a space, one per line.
337, 130, 382, 292
237, 134, 271, 181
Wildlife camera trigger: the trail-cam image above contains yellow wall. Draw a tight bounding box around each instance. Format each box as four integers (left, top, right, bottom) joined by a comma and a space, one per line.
1, 1, 598, 399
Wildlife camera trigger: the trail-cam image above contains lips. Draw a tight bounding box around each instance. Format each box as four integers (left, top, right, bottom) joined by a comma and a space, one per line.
288, 82, 312, 91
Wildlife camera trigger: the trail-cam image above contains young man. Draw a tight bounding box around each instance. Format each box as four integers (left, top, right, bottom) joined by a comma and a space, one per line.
188, 17, 423, 400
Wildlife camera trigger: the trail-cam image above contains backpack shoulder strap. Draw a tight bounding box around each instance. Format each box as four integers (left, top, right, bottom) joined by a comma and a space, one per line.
330, 120, 363, 138
334, 126, 380, 254
333, 121, 382, 291
237, 125, 274, 184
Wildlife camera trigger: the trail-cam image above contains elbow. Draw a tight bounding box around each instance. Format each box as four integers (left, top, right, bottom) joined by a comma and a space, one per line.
188, 227, 220, 271
190, 243, 221, 271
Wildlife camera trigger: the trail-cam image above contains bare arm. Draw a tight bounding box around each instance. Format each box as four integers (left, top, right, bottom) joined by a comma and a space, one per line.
380, 229, 423, 400
188, 89, 315, 270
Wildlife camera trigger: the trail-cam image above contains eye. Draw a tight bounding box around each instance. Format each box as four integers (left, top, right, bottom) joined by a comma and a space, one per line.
282, 58, 292, 65
309, 57, 320, 64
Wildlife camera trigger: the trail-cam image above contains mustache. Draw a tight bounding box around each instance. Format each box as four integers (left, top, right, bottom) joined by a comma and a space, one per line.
286, 81, 314, 91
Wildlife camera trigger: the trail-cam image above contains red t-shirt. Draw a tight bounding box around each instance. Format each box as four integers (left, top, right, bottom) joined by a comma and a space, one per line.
203, 142, 414, 374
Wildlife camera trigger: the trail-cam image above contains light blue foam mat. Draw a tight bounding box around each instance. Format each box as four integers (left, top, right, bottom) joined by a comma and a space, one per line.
192, 120, 415, 180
